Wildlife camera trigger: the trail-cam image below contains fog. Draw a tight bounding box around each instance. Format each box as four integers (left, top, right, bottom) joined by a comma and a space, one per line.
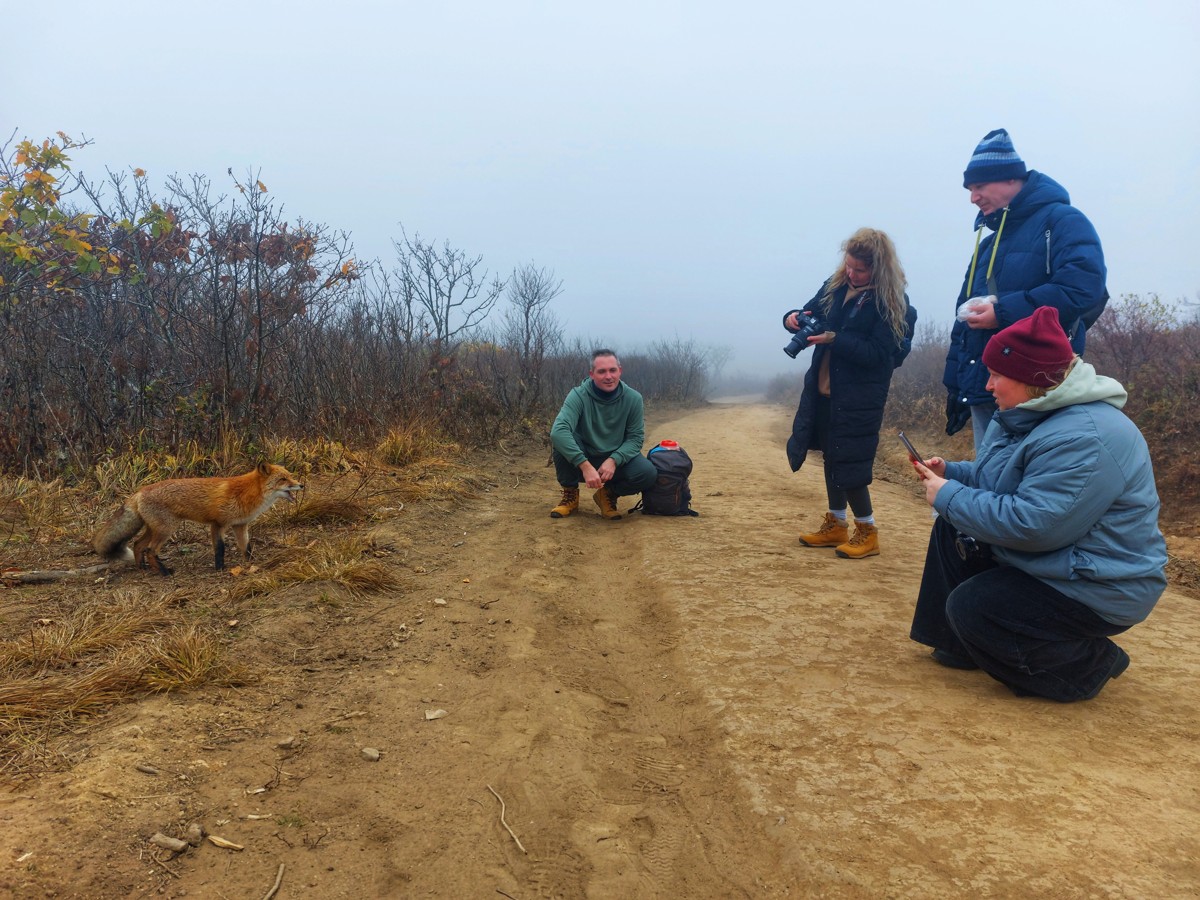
7, 0, 1197, 380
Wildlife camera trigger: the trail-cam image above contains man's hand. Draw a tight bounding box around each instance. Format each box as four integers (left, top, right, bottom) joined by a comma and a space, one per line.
596, 458, 617, 483
962, 296, 998, 329
579, 461, 603, 490
580, 458, 617, 489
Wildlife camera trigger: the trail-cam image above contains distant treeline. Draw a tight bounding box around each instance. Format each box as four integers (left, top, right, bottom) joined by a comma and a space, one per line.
1, 135, 722, 477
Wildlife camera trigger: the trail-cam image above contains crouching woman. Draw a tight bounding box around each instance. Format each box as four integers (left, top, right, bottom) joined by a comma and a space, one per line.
908, 306, 1166, 701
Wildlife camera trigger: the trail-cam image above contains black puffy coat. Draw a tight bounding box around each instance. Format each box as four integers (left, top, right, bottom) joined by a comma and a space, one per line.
785, 281, 916, 489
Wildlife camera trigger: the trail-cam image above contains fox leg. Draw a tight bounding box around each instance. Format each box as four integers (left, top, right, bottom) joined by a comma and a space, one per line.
138, 535, 173, 576
211, 524, 227, 570
146, 549, 174, 577
232, 524, 251, 561
132, 529, 153, 571
136, 520, 176, 576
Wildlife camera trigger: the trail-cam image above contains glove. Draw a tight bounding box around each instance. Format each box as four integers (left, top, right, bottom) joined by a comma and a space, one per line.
946, 392, 971, 436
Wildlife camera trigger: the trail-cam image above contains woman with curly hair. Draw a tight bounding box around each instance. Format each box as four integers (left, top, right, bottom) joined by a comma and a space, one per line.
782, 227, 917, 559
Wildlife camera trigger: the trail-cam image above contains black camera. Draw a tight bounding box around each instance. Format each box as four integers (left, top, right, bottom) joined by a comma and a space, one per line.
783, 311, 827, 358
954, 532, 992, 564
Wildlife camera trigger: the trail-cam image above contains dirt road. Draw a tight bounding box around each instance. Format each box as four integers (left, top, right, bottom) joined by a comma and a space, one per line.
3, 401, 1198, 898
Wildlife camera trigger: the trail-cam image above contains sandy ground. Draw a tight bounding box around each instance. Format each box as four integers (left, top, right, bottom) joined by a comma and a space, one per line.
2, 401, 1198, 899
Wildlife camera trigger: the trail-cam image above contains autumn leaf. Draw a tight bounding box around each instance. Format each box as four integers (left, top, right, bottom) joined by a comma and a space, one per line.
256, 180, 268, 193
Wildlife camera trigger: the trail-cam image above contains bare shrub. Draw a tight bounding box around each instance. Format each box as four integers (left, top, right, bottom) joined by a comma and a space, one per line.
884, 321, 951, 434
1087, 294, 1200, 524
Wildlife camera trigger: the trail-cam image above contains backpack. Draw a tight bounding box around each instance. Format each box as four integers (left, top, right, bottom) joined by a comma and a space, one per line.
635, 442, 699, 517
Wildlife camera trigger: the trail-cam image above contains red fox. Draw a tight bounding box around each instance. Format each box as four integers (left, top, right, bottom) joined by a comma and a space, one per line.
93, 463, 304, 576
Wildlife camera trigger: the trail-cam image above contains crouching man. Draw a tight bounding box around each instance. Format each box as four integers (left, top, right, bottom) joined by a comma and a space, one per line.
549, 349, 657, 520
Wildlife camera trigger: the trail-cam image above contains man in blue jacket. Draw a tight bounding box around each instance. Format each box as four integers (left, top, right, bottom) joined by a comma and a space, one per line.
944, 128, 1109, 451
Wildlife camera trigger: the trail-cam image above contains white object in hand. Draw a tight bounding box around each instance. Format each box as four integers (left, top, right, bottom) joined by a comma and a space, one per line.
956, 295, 997, 321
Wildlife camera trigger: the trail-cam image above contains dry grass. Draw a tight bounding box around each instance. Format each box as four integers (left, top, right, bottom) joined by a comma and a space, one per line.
384, 457, 483, 503
263, 435, 369, 475
377, 422, 460, 468
0, 590, 240, 774
228, 535, 402, 601
283, 496, 371, 526
0, 589, 180, 670
0, 476, 83, 539
0, 429, 481, 776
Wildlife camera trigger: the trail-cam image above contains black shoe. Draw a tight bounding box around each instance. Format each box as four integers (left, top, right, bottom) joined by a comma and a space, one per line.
931, 648, 979, 670
1082, 648, 1130, 700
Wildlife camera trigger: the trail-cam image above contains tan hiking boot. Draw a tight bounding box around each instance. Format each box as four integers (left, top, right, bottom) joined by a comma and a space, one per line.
798, 512, 849, 547
836, 522, 880, 559
593, 486, 623, 520
550, 486, 580, 518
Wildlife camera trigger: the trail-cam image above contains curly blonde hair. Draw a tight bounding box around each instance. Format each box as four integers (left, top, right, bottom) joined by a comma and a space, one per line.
822, 227, 908, 342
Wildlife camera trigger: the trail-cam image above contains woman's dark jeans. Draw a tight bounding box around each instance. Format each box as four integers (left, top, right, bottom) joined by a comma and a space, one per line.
910, 516, 1129, 702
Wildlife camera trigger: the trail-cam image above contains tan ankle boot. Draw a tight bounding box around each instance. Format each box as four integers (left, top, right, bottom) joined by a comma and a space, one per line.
836, 522, 880, 559
593, 486, 622, 520
799, 513, 849, 547
550, 486, 579, 518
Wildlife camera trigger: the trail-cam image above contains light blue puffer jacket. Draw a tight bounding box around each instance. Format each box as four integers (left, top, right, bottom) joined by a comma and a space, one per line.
934, 362, 1167, 626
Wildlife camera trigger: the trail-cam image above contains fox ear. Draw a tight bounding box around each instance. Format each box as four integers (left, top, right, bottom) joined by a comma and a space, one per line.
257, 462, 272, 476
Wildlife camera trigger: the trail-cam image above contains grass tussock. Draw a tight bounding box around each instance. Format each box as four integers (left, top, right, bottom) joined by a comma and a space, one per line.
262, 435, 369, 476
0, 590, 181, 671
283, 496, 371, 526
386, 457, 483, 504
139, 625, 245, 692
228, 535, 402, 601
377, 422, 460, 468
0, 476, 82, 538
0, 591, 240, 774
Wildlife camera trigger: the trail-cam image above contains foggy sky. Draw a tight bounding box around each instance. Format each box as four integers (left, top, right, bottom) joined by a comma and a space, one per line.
7, 0, 1198, 378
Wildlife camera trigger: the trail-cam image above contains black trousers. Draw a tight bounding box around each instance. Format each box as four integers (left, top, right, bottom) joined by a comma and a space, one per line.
551, 449, 656, 498
813, 396, 872, 517
910, 516, 1128, 702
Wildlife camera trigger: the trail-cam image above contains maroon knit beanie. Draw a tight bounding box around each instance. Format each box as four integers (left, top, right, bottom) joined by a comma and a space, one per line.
981, 306, 1074, 387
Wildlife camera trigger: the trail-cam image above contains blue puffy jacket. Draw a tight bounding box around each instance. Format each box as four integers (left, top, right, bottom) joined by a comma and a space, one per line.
934, 362, 1166, 627
944, 171, 1108, 406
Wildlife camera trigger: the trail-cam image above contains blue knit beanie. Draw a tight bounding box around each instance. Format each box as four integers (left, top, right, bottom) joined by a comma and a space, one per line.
963, 128, 1027, 188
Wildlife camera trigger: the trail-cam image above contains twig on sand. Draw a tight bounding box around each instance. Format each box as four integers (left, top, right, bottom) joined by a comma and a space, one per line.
261, 862, 285, 900
486, 784, 527, 854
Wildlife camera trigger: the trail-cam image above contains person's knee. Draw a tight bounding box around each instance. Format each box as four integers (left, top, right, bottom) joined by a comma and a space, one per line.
622, 455, 658, 490
945, 585, 988, 642
945, 573, 1012, 647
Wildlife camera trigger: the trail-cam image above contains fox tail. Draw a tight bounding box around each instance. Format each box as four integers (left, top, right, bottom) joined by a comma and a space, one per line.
92, 505, 142, 561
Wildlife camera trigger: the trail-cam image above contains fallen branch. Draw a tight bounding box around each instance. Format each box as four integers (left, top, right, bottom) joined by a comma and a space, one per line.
486, 784, 527, 854
261, 862, 286, 900
1, 562, 120, 585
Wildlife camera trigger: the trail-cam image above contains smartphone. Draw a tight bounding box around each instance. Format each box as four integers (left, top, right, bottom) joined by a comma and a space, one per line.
897, 431, 923, 465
